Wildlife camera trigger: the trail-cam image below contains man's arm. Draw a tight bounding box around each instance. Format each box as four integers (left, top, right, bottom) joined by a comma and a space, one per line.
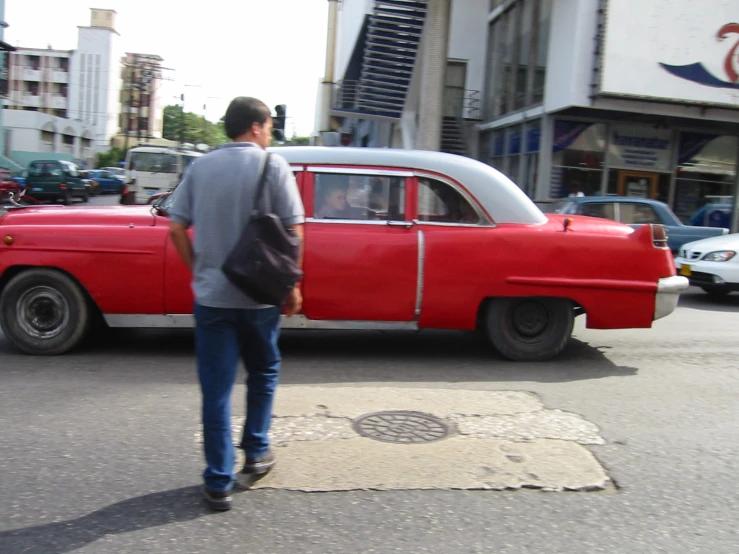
169, 222, 194, 273
167, 167, 195, 272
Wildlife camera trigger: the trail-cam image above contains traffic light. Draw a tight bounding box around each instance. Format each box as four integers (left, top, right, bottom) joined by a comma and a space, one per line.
273, 104, 286, 142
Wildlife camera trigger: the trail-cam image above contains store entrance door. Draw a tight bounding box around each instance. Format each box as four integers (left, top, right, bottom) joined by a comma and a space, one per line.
617, 170, 659, 199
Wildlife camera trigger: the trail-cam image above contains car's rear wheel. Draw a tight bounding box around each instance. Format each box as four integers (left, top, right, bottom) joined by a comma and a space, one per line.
701, 286, 731, 298
0, 269, 91, 355
484, 297, 574, 362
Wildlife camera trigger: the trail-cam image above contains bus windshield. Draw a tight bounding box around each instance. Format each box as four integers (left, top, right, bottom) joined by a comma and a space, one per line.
130, 151, 178, 173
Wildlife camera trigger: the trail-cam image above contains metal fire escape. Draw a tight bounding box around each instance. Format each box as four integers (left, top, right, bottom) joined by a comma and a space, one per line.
334, 0, 429, 120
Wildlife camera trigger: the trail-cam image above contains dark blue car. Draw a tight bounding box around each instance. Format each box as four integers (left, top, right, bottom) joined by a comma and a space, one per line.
545, 196, 728, 253
88, 169, 124, 194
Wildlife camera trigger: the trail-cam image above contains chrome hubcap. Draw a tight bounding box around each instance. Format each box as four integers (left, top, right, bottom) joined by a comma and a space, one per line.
16, 286, 70, 339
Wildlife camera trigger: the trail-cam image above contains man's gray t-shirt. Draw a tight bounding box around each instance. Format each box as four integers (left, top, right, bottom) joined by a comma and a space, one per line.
168, 142, 304, 309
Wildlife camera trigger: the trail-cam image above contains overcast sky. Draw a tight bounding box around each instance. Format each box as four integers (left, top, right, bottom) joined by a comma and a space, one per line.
4, 0, 329, 136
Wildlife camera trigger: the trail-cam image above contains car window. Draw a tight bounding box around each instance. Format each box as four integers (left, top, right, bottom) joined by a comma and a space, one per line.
29, 162, 62, 177
579, 202, 616, 220
619, 203, 661, 225
101, 171, 111, 179
313, 173, 406, 221
417, 177, 480, 224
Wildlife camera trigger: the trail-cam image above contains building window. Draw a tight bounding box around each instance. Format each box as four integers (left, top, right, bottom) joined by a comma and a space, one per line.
58, 58, 69, 72
534, 0, 551, 104
521, 119, 541, 197
484, 0, 552, 120
550, 120, 606, 198
62, 134, 74, 146
673, 133, 738, 224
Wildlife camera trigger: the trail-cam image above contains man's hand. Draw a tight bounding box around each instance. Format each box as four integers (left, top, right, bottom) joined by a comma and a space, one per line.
284, 287, 302, 317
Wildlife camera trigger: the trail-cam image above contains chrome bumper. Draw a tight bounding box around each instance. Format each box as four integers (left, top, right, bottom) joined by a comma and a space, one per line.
654, 275, 689, 320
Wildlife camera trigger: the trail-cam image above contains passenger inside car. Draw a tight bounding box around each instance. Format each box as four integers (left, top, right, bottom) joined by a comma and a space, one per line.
315, 179, 368, 220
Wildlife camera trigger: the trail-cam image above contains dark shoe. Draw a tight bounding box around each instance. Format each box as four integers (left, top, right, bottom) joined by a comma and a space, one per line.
202, 485, 232, 511
241, 448, 276, 475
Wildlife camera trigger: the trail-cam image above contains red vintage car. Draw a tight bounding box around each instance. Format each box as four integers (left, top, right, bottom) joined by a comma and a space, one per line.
0, 147, 688, 360
0, 169, 20, 199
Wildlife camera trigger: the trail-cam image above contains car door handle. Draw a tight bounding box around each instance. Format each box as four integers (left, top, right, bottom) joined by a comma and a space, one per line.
387, 220, 414, 229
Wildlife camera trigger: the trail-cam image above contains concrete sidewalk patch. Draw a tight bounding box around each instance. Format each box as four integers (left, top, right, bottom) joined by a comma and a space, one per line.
194, 387, 611, 492
245, 437, 608, 492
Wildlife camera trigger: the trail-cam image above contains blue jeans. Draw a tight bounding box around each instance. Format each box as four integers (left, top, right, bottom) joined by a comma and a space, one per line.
193, 303, 282, 493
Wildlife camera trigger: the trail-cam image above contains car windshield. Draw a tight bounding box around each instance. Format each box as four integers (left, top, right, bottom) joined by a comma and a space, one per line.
130, 152, 178, 173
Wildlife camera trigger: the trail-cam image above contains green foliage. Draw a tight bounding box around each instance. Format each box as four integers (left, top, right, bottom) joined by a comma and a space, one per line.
162, 105, 228, 147
95, 147, 126, 169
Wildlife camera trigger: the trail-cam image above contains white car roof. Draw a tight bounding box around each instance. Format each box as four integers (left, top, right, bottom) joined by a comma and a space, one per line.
269, 146, 547, 225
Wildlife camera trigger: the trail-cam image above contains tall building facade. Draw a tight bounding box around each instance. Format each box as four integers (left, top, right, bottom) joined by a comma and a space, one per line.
315, 0, 739, 230
68, 8, 123, 153
118, 52, 165, 147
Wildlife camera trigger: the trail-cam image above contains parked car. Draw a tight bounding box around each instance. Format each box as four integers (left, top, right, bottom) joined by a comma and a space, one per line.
102, 166, 125, 179
0, 147, 688, 359
0, 169, 20, 198
23, 160, 89, 204
674, 233, 739, 297
88, 169, 124, 194
546, 196, 728, 253
688, 202, 733, 229
11, 169, 27, 188
77, 170, 101, 196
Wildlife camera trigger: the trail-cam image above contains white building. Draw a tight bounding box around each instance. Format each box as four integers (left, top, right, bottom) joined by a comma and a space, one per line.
315, 0, 739, 229
3, 109, 94, 167
7, 47, 72, 119
68, 8, 123, 153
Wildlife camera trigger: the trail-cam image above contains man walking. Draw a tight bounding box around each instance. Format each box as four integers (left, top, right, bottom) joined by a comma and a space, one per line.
168, 97, 305, 511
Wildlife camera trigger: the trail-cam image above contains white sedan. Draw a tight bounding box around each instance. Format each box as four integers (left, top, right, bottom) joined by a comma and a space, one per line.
674, 233, 739, 297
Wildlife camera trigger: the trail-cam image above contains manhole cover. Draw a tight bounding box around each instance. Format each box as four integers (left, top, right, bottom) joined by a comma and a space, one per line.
353, 411, 451, 444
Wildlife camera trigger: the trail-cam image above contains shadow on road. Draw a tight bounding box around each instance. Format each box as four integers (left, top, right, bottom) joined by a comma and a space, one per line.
678, 289, 739, 313
0, 327, 638, 384
0, 486, 212, 554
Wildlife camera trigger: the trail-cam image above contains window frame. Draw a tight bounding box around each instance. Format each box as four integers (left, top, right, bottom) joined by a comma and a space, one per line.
411, 171, 495, 227
305, 166, 414, 225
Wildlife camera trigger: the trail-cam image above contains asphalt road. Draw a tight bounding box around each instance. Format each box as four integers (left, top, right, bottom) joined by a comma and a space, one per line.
1, 195, 738, 552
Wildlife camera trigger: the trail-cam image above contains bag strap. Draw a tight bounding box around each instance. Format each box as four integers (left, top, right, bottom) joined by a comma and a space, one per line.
251, 152, 272, 215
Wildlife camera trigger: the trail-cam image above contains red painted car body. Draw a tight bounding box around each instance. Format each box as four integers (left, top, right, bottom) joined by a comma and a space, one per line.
0, 170, 19, 198
0, 147, 688, 359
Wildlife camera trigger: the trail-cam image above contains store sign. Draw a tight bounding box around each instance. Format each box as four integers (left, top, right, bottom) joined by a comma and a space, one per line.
599, 0, 739, 107
606, 125, 673, 171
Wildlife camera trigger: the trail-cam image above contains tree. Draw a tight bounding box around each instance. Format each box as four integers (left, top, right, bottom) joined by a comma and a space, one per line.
162, 105, 228, 147
95, 147, 126, 169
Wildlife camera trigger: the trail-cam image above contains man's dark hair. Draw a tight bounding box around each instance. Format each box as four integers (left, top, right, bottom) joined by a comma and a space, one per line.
223, 97, 271, 140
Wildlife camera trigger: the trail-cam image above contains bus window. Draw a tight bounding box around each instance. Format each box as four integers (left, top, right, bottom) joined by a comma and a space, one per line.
130, 152, 178, 173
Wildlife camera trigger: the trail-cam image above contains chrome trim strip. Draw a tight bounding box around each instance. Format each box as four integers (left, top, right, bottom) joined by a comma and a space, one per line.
305, 217, 391, 225
412, 220, 494, 228
654, 275, 689, 321
104, 314, 194, 328
103, 314, 419, 331
415, 229, 425, 317
290, 165, 303, 171
307, 166, 414, 177
280, 316, 418, 330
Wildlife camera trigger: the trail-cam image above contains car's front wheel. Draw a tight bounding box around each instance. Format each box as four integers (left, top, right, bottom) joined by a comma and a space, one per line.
484, 297, 575, 362
0, 269, 91, 355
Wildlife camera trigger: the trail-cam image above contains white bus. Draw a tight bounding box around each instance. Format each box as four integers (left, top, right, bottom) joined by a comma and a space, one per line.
123, 145, 202, 204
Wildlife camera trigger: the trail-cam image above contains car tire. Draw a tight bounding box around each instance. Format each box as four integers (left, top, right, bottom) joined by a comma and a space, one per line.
484, 297, 575, 362
701, 286, 731, 298
0, 269, 91, 355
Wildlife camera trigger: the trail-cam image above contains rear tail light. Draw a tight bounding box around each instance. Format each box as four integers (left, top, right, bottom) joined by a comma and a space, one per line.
650, 224, 668, 248
60, 183, 67, 190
